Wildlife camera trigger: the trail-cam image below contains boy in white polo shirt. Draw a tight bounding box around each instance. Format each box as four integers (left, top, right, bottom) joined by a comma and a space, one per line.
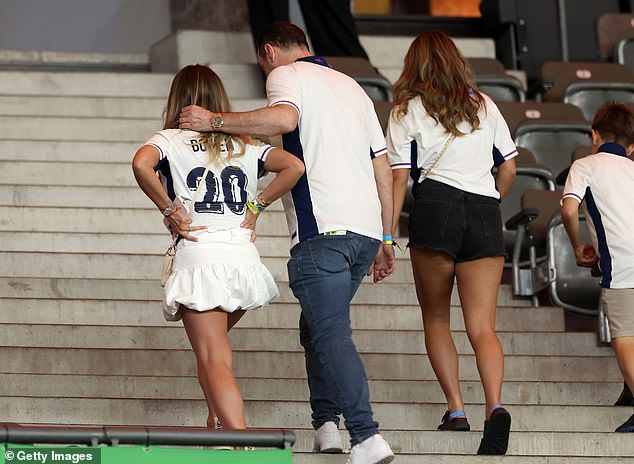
561, 102, 634, 433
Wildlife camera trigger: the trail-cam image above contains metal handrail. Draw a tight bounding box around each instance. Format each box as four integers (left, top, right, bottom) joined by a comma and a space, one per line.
1, 424, 295, 450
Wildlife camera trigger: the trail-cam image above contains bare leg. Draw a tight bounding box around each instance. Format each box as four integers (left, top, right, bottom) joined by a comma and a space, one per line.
410, 247, 464, 413
455, 256, 505, 418
613, 336, 634, 394
181, 307, 246, 430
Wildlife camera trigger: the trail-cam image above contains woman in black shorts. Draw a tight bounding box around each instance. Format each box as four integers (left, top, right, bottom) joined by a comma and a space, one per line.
386, 30, 517, 455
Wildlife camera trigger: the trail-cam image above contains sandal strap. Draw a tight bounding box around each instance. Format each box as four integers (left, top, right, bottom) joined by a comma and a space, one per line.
488, 403, 503, 413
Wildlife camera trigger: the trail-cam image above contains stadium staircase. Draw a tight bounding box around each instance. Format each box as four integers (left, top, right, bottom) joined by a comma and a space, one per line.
0, 32, 633, 463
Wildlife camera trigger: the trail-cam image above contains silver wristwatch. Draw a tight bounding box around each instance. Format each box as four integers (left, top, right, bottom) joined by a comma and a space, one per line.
161, 203, 177, 217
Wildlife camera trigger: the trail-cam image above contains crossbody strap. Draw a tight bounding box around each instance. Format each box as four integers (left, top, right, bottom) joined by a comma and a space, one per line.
418, 133, 456, 183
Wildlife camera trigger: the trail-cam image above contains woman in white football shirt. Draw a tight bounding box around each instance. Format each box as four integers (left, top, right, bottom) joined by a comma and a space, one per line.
387, 31, 517, 455
132, 65, 304, 431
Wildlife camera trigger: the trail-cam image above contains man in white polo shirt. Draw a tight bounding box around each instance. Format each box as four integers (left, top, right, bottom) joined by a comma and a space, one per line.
561, 102, 634, 433
180, 21, 396, 464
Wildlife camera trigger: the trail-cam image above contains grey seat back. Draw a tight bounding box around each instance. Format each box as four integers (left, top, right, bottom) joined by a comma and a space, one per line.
467, 58, 526, 102
497, 101, 592, 182
324, 56, 392, 101
547, 213, 601, 315
500, 148, 556, 263
542, 61, 634, 120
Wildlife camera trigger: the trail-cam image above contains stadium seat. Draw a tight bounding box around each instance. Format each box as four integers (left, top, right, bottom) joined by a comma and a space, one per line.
496, 101, 592, 183
499, 147, 556, 266
596, 13, 634, 62
547, 212, 602, 317
467, 57, 526, 102
556, 144, 594, 185
541, 61, 634, 120
506, 187, 603, 331
505, 189, 561, 305
617, 37, 634, 72
324, 56, 392, 101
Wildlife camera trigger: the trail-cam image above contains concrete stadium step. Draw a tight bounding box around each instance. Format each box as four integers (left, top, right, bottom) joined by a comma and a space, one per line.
0, 184, 282, 209
0, 49, 150, 73
0, 276, 530, 308
0, 140, 139, 163
294, 430, 634, 457
0, 251, 412, 284
0, 104, 267, 144
0, 232, 290, 256
0, 69, 264, 100
296, 455, 634, 464
0, 206, 291, 236
0, 323, 612, 357
0, 186, 157, 209
0, 299, 563, 332
1, 372, 623, 407
0, 397, 630, 434
0, 161, 138, 186
0, 346, 621, 382
0, 95, 164, 119
0, 95, 266, 118
0, 116, 162, 143
0, 71, 172, 98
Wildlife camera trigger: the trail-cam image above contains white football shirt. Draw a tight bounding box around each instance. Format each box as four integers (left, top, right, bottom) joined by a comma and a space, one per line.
266, 57, 387, 247
386, 93, 517, 199
145, 129, 273, 230
562, 143, 634, 288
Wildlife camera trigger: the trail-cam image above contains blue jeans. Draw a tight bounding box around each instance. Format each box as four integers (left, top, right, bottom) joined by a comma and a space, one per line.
287, 232, 380, 446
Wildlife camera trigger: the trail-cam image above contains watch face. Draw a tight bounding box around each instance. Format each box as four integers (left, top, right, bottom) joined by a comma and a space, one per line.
212, 115, 223, 129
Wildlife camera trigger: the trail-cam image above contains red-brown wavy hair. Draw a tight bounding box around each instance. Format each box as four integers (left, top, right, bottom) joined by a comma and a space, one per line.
392, 30, 485, 136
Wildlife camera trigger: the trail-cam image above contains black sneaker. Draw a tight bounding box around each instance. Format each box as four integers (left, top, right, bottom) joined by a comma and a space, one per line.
437, 410, 470, 431
615, 413, 634, 432
477, 407, 511, 455
615, 383, 634, 406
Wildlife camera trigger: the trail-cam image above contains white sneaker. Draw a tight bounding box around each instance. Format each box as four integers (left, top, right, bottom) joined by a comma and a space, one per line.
312, 421, 344, 453
346, 434, 394, 464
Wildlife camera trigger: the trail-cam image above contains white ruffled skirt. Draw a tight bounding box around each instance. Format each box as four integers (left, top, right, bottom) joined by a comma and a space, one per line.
162, 228, 279, 321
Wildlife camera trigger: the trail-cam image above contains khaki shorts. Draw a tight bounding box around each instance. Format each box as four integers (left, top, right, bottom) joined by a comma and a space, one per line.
602, 288, 634, 338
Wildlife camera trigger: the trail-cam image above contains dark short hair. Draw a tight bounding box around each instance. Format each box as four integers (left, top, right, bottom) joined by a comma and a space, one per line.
592, 102, 634, 146
256, 21, 309, 57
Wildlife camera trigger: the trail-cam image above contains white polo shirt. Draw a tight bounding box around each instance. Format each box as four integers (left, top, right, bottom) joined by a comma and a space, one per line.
386, 93, 517, 199
562, 143, 634, 288
266, 56, 387, 247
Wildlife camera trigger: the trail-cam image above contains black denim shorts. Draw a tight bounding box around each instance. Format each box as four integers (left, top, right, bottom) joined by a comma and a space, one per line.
407, 179, 505, 262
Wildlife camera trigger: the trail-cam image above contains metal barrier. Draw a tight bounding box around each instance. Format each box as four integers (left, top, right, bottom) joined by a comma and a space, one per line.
0, 424, 295, 449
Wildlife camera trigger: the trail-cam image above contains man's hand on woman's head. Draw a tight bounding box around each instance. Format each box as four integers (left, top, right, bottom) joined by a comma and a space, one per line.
179, 105, 213, 132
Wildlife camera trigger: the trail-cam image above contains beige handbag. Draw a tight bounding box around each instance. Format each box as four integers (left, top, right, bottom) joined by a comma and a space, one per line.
161, 160, 212, 287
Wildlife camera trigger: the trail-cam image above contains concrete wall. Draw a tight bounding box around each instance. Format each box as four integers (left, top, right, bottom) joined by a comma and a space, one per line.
0, 0, 171, 53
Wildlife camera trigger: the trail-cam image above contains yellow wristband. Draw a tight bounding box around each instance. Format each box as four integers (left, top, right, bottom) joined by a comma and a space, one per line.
246, 201, 264, 215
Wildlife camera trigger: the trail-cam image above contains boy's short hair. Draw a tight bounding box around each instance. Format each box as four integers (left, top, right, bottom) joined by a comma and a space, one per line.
592, 102, 634, 146
256, 21, 309, 58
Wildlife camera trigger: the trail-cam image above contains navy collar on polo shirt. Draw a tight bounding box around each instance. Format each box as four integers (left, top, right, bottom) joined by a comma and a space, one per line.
295, 56, 331, 68
598, 142, 628, 157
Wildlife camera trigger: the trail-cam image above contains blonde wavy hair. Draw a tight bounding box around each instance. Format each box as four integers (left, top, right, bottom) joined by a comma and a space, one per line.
163, 64, 247, 161
392, 30, 485, 136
